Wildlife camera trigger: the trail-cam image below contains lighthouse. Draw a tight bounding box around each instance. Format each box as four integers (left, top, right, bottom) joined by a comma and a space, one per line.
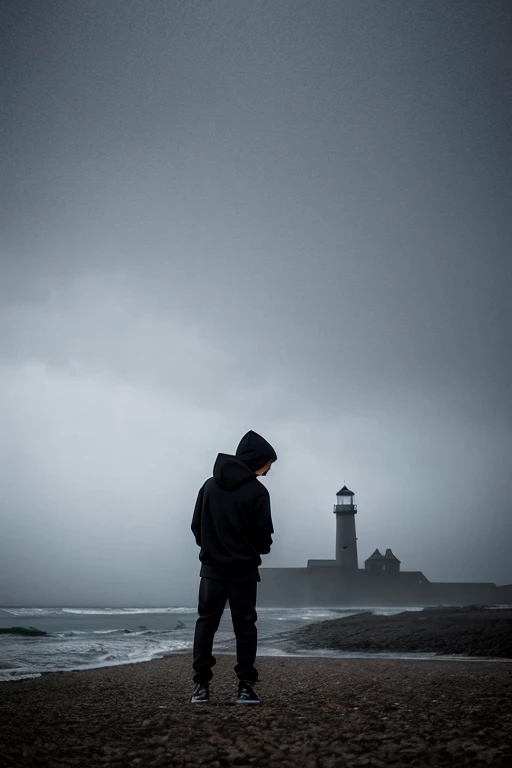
334, 485, 358, 569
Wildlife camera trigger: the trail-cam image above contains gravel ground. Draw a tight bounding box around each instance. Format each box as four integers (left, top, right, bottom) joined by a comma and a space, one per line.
1, 654, 511, 767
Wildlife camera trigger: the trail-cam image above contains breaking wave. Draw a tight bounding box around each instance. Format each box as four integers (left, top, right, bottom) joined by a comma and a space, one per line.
1, 607, 197, 617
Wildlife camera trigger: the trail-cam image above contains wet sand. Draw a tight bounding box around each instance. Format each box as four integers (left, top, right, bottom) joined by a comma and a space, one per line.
1, 654, 511, 767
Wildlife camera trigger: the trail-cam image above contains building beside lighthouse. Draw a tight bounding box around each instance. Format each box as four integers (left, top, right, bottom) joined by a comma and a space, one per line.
258, 484, 511, 607
365, 548, 401, 573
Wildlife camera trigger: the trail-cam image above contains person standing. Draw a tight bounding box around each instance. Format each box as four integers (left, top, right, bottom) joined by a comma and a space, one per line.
190, 430, 277, 704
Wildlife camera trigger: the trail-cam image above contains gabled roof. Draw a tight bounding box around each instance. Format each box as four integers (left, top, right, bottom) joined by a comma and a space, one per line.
365, 549, 383, 560
336, 485, 354, 496
365, 548, 401, 562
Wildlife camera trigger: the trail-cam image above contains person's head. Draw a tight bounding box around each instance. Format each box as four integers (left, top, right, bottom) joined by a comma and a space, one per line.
235, 430, 277, 475
255, 460, 273, 476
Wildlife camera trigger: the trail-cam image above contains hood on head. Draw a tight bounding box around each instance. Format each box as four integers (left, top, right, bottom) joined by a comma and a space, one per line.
235, 430, 277, 473
213, 453, 257, 491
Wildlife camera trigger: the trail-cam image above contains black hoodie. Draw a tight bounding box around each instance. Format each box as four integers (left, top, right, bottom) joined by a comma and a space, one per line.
191, 431, 277, 581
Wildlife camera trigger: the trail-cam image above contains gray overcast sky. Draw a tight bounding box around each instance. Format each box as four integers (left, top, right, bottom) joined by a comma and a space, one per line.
1, 0, 511, 607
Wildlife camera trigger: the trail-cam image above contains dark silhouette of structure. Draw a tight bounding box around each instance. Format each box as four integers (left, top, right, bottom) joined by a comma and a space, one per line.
259, 485, 512, 607
365, 549, 401, 573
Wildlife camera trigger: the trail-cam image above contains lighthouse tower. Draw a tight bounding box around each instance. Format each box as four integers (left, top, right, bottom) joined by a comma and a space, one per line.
334, 485, 358, 569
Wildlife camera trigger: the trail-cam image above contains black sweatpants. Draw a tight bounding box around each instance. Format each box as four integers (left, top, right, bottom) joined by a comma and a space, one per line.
192, 576, 258, 685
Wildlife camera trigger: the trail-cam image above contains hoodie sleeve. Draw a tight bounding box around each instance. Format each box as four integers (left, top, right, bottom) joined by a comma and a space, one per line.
252, 492, 274, 555
191, 485, 204, 547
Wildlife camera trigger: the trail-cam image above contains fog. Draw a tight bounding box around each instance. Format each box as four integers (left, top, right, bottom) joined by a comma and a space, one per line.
1, 0, 511, 607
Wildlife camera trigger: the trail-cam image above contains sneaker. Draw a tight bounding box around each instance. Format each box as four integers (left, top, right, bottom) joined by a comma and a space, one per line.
236, 681, 261, 705
191, 683, 209, 703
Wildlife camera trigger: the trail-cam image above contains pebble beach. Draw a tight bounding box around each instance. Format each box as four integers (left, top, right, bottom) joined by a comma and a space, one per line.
1, 653, 511, 767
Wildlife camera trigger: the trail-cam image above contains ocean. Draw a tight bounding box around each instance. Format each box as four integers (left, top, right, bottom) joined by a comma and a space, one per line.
0, 605, 425, 682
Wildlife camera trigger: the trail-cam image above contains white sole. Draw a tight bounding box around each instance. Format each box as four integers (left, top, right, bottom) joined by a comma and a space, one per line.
236, 700, 261, 705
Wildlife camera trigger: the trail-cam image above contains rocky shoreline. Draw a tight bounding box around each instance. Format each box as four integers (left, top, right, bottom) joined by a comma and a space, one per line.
273, 606, 512, 658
